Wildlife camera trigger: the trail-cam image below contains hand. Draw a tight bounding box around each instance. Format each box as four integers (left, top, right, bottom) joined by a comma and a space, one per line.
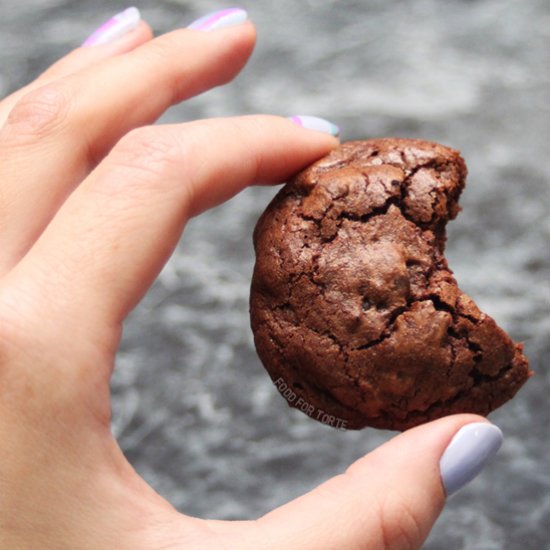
0, 8, 503, 549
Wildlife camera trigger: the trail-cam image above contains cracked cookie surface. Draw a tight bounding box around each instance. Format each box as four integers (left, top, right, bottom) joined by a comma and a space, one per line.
250, 138, 531, 430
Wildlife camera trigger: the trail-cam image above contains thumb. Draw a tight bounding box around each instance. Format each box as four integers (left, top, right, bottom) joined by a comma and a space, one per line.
257, 414, 503, 550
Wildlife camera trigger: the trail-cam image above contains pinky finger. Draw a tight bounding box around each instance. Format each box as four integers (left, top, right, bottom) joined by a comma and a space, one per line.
0, 9, 152, 124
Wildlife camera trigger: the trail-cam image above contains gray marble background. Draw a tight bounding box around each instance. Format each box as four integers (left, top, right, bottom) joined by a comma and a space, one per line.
1, 0, 549, 548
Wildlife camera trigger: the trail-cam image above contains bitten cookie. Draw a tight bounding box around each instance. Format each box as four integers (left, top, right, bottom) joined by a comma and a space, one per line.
250, 138, 531, 431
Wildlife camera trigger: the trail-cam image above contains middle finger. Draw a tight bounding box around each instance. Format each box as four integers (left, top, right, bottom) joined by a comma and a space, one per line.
0, 20, 255, 275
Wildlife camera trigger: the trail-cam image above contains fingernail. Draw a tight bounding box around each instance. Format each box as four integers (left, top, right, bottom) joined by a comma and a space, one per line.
82, 7, 141, 47
187, 7, 248, 31
440, 422, 503, 497
289, 115, 340, 137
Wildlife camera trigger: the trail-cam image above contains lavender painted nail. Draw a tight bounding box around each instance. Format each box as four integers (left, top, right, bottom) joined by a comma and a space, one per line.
82, 7, 141, 47
187, 8, 248, 31
289, 115, 340, 137
440, 423, 503, 497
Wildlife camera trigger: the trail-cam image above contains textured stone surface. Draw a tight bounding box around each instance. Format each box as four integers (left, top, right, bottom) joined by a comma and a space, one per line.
1, 0, 549, 547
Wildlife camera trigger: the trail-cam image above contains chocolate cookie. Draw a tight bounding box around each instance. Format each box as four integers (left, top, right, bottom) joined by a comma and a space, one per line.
250, 138, 531, 431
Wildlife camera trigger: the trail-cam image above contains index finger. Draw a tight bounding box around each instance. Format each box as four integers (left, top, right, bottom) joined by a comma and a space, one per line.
3, 116, 339, 359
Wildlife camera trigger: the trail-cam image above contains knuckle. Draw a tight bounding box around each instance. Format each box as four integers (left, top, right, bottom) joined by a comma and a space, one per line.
342, 459, 425, 550
376, 488, 424, 550
144, 34, 175, 62
2, 83, 71, 142
145, 35, 183, 67
112, 127, 183, 181
139, 38, 184, 103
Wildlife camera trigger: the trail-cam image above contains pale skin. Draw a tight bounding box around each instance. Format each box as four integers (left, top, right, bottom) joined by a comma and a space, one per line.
0, 18, 488, 550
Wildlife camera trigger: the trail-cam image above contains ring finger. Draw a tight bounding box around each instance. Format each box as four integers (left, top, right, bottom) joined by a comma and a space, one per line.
0, 10, 152, 126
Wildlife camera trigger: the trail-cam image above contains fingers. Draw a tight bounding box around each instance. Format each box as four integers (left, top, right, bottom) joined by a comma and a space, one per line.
0, 21, 153, 126
3, 116, 338, 351
0, 21, 256, 275
254, 416, 503, 550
